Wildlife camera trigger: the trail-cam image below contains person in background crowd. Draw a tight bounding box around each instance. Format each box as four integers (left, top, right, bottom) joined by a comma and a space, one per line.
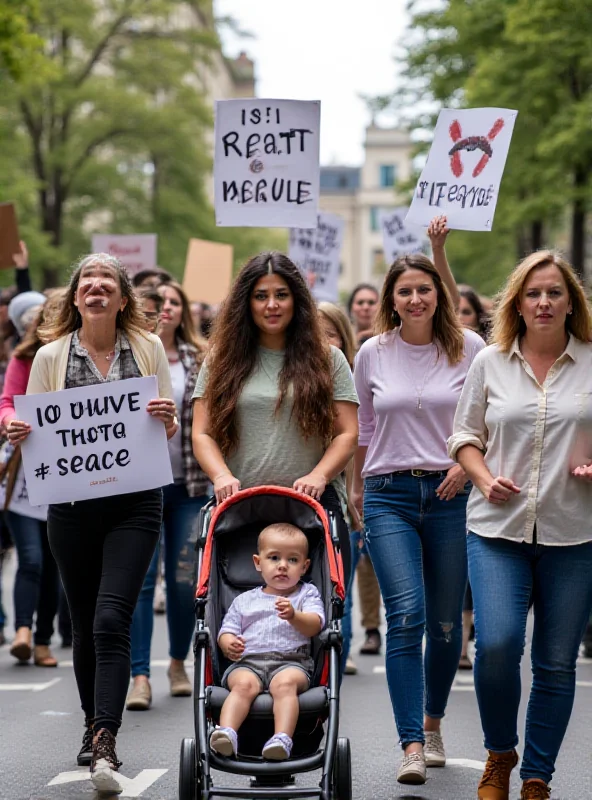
137, 289, 163, 334
127, 280, 210, 711
190, 301, 202, 335
347, 283, 380, 347
458, 286, 490, 339
353, 216, 485, 786
132, 267, 172, 292
0, 296, 64, 667
449, 251, 592, 800
192, 252, 359, 587
6, 254, 176, 794
199, 302, 215, 338
318, 301, 382, 675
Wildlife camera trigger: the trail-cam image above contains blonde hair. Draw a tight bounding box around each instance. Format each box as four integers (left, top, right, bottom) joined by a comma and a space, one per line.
318, 302, 357, 367
376, 253, 465, 365
491, 250, 592, 352
257, 523, 309, 554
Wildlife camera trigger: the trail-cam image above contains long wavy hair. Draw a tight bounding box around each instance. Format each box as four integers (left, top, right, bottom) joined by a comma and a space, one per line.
158, 280, 207, 353
14, 289, 68, 358
376, 253, 465, 365
318, 302, 357, 368
491, 250, 592, 352
39, 254, 147, 343
203, 252, 335, 456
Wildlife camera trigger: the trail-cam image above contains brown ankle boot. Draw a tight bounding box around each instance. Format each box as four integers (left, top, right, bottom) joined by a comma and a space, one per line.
520, 779, 550, 799
10, 627, 32, 662
478, 750, 519, 799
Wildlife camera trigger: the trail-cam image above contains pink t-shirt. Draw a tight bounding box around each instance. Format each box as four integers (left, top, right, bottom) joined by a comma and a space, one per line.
354, 328, 485, 477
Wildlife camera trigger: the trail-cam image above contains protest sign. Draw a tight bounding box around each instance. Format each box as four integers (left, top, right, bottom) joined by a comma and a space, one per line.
406, 108, 518, 232
183, 239, 233, 304
0, 202, 20, 269
91, 234, 157, 277
0, 452, 47, 521
379, 207, 429, 265
289, 212, 344, 303
214, 99, 320, 228
15, 376, 173, 506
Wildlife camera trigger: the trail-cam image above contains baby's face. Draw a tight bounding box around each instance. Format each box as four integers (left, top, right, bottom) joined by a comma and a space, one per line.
254, 531, 309, 592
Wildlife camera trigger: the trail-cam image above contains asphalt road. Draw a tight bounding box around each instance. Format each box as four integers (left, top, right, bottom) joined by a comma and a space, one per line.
1, 549, 591, 800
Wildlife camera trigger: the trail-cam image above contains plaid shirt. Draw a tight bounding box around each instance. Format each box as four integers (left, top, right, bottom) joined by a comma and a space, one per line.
177, 341, 210, 497
66, 330, 141, 388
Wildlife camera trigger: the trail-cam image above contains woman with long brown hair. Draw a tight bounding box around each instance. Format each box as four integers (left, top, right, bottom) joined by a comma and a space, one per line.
192, 252, 359, 581
6, 254, 176, 794
352, 218, 484, 785
449, 252, 592, 800
127, 280, 210, 711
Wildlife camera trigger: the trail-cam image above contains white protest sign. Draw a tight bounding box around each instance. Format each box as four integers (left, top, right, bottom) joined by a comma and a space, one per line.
91, 234, 157, 277
289, 212, 344, 302
214, 99, 320, 228
379, 207, 429, 265
406, 107, 518, 231
15, 377, 173, 506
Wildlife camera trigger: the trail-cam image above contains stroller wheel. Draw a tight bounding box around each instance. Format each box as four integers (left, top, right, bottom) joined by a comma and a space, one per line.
178, 737, 201, 800
332, 737, 352, 800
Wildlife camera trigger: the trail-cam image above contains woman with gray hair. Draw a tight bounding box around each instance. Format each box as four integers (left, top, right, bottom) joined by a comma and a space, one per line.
7, 254, 177, 795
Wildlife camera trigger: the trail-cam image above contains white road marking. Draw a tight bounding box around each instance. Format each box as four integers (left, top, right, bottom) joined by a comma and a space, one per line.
576, 681, 592, 687
48, 768, 168, 797
57, 658, 194, 668
0, 677, 61, 692
448, 758, 486, 771
372, 666, 385, 674
450, 685, 476, 692
40, 710, 72, 716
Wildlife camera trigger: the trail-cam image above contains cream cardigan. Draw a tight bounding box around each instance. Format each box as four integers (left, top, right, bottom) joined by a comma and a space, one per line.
27, 329, 173, 400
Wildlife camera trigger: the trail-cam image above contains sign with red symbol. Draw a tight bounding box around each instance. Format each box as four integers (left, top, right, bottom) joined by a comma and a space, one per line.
214, 99, 320, 228
406, 108, 518, 232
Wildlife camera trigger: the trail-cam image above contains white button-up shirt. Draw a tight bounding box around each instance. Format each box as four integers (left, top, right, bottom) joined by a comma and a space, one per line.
448, 335, 592, 546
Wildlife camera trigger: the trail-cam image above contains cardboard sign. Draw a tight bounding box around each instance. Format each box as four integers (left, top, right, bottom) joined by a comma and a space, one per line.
379, 207, 429, 265
289, 212, 344, 303
183, 239, 233, 305
91, 234, 157, 277
15, 377, 173, 506
406, 107, 518, 231
214, 99, 321, 228
0, 203, 20, 269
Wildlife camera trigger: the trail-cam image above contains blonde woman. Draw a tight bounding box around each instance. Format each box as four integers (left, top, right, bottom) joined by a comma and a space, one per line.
352, 219, 484, 785
449, 252, 592, 800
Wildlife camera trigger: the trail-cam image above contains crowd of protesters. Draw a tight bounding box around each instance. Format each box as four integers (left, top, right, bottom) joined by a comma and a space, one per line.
0, 226, 591, 800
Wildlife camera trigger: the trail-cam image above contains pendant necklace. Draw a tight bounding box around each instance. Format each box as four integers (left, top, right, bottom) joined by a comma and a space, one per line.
396, 329, 436, 411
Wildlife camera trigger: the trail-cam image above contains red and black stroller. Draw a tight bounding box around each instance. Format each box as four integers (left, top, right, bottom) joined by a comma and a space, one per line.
178, 486, 352, 800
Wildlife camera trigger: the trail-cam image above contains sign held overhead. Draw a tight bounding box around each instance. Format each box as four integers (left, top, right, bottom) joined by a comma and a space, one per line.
183, 239, 233, 305
379, 207, 428, 265
406, 107, 518, 232
289, 212, 344, 303
214, 99, 321, 228
91, 234, 157, 277
0, 203, 20, 269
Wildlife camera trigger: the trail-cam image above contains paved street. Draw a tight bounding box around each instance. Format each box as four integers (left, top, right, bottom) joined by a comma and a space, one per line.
1, 550, 591, 800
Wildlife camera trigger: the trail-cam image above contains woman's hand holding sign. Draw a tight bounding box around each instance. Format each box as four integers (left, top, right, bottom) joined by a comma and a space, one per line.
7, 419, 31, 445
147, 398, 178, 439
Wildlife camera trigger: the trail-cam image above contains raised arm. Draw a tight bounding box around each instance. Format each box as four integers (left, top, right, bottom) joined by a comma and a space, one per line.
427, 215, 459, 310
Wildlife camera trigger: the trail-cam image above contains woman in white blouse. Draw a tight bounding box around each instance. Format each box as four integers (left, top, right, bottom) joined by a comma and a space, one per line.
448, 251, 592, 800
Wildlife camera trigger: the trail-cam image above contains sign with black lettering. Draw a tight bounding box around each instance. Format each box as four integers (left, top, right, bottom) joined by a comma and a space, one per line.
379, 207, 428, 265
15, 377, 173, 506
289, 212, 344, 302
406, 107, 518, 231
214, 99, 320, 228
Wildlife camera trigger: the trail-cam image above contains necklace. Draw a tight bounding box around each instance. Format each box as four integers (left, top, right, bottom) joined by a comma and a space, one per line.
395, 330, 437, 411
79, 334, 117, 363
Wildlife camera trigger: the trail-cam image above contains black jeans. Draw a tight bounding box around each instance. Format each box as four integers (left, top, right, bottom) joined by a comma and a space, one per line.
320, 485, 351, 590
48, 489, 162, 735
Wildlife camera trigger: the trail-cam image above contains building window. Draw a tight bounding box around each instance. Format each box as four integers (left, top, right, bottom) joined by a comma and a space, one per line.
369, 206, 380, 232
372, 248, 386, 276
379, 164, 396, 187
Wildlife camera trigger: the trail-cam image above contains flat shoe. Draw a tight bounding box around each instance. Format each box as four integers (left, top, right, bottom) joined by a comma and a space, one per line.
34, 645, 58, 667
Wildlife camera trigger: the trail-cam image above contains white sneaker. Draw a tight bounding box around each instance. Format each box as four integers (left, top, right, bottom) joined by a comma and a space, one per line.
91, 759, 123, 794
344, 657, 358, 675
397, 752, 427, 784
424, 731, 446, 767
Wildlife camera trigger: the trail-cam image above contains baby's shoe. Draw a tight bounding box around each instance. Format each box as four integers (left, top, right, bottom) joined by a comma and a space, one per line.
210, 727, 238, 757
262, 732, 293, 760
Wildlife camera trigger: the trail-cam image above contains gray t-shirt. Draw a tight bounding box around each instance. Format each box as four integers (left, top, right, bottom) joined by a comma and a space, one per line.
192, 345, 358, 509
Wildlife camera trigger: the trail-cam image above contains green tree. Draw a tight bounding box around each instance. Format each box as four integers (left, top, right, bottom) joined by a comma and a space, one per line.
0, 0, 43, 80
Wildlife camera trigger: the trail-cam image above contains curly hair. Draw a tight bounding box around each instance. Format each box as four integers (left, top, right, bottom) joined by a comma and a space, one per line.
39, 254, 146, 343
491, 250, 592, 352
202, 251, 335, 456
375, 253, 465, 365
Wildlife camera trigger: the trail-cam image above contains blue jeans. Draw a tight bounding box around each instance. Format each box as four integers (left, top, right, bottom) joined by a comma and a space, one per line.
468, 532, 592, 784
6, 511, 59, 645
340, 530, 363, 673
363, 472, 469, 748
131, 483, 209, 677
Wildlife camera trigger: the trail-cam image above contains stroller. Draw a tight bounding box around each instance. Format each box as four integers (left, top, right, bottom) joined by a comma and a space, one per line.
178, 486, 352, 800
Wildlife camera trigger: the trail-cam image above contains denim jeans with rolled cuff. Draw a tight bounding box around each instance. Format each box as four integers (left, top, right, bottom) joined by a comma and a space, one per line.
363, 471, 469, 748
468, 531, 592, 785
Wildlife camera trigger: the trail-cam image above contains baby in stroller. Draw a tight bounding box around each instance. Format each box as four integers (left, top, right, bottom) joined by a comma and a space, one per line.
210, 522, 325, 761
